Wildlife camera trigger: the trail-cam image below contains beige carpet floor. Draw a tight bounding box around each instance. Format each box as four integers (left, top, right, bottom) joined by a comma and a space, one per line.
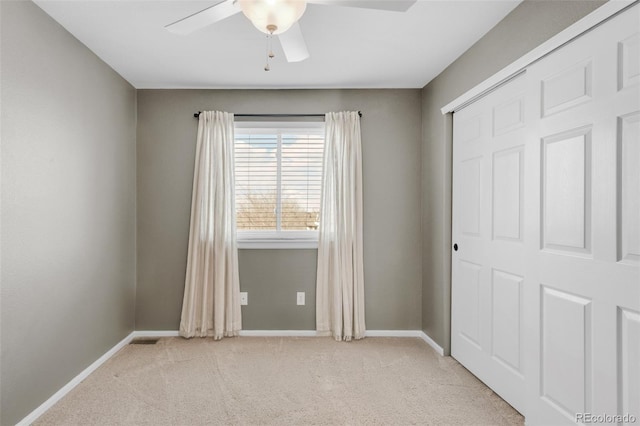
35, 337, 524, 425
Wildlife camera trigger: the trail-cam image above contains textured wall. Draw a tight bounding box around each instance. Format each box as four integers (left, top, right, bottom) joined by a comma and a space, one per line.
0, 2, 137, 424
136, 89, 422, 331
420, 0, 606, 353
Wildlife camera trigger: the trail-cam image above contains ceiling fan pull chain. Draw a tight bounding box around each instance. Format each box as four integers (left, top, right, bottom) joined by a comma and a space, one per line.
268, 27, 275, 59
264, 33, 271, 71
264, 25, 276, 71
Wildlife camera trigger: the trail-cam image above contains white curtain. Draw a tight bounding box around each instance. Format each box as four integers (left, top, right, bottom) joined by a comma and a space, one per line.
179, 111, 242, 340
316, 111, 365, 341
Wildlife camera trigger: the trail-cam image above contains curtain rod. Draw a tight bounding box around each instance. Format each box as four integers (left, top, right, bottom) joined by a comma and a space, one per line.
193, 111, 362, 118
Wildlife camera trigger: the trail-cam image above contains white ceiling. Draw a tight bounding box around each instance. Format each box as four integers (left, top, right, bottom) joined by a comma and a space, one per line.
34, 0, 522, 89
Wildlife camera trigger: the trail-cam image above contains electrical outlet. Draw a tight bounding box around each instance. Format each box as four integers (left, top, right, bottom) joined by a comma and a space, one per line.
240, 292, 248, 306
296, 292, 305, 306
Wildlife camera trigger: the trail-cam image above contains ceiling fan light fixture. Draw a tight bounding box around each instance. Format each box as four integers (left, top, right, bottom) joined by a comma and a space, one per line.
238, 0, 307, 35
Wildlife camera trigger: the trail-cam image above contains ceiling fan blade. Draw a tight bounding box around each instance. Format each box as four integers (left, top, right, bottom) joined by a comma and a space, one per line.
165, 0, 241, 35
308, 0, 416, 12
278, 22, 310, 63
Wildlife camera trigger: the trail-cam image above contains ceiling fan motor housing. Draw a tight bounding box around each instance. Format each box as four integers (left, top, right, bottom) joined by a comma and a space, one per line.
238, 0, 307, 35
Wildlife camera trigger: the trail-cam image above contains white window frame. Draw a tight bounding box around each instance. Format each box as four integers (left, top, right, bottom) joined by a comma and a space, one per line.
234, 121, 324, 249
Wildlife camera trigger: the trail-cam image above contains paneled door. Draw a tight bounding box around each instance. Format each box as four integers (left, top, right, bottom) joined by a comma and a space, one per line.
452, 3, 640, 423
523, 5, 639, 425
452, 73, 528, 414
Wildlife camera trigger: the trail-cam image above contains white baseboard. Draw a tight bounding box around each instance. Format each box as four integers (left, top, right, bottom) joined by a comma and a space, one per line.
131, 330, 180, 338
17, 331, 135, 426
365, 330, 422, 338
241, 330, 426, 338
239, 330, 319, 337
131, 330, 321, 338
365, 329, 444, 355
417, 331, 445, 356
19, 328, 444, 425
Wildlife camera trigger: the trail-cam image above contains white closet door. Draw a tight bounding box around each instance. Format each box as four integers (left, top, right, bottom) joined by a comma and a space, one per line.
452, 4, 639, 423
452, 73, 528, 414
524, 5, 640, 425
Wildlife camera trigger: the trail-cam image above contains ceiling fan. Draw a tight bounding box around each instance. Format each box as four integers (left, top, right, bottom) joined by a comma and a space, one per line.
165, 0, 417, 69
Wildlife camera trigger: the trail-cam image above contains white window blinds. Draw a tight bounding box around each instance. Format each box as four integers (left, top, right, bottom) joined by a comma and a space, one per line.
234, 123, 324, 235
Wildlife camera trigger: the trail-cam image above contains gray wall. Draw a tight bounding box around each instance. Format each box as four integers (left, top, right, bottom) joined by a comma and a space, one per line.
0, 2, 137, 425
136, 89, 422, 331
420, 0, 606, 353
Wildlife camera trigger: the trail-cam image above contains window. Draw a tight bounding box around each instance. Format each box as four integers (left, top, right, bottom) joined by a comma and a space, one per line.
234, 122, 324, 248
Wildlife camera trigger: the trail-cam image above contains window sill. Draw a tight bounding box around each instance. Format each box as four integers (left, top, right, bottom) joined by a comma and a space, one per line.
237, 239, 318, 250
